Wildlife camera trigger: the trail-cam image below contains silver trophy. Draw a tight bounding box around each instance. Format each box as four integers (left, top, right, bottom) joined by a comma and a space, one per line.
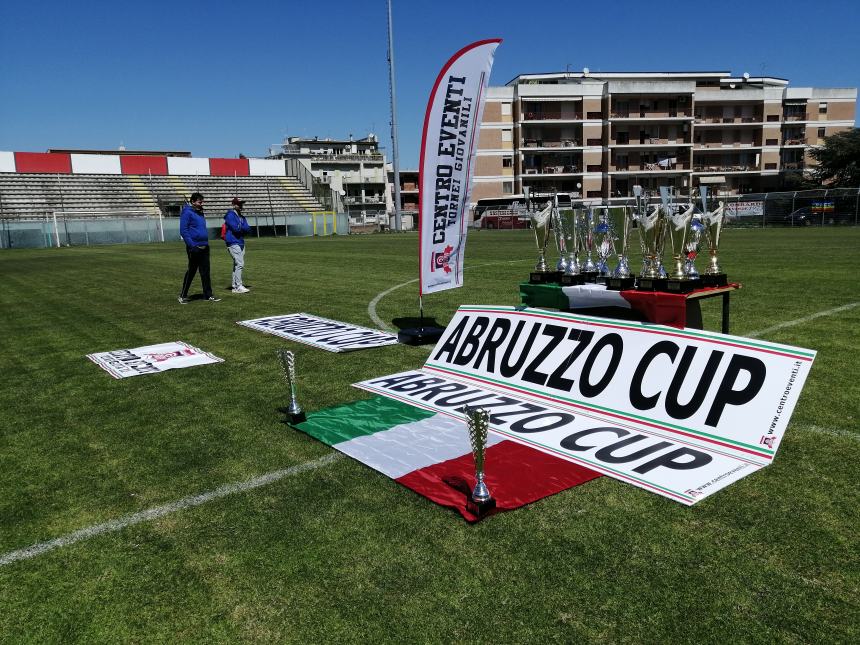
528, 194, 555, 283
549, 194, 569, 274
665, 201, 696, 292
463, 405, 495, 516
635, 199, 666, 282
701, 190, 727, 286
277, 349, 306, 423
686, 215, 705, 280
606, 205, 636, 290
593, 207, 614, 278
557, 201, 584, 285
579, 206, 598, 275
684, 188, 708, 280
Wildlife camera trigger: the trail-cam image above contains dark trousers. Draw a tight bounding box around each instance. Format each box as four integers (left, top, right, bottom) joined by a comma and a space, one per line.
180, 246, 212, 298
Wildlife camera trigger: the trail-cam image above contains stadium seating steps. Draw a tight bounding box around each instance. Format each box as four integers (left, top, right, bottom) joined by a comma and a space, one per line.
0, 172, 324, 217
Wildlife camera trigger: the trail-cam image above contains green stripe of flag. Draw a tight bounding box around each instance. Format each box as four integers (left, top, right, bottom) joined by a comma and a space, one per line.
294, 396, 435, 446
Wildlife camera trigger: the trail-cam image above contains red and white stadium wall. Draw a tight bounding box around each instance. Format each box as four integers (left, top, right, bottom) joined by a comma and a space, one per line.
0, 151, 288, 177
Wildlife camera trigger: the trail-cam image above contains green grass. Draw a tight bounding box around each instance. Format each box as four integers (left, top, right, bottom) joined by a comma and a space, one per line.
0, 229, 858, 643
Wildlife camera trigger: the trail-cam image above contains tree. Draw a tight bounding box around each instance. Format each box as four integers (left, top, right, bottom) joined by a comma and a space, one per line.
809, 128, 860, 187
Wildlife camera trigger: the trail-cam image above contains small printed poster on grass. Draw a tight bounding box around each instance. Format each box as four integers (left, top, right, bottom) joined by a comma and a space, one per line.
237, 313, 398, 352
87, 341, 223, 379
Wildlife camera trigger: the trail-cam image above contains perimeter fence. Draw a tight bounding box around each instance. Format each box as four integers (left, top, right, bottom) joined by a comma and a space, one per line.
0, 210, 349, 249
472, 188, 860, 229
721, 188, 860, 228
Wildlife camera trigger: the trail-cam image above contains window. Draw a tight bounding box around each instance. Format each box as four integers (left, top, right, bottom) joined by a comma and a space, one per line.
501, 103, 512, 116
502, 157, 513, 168
819, 102, 828, 114
502, 181, 513, 194
502, 129, 513, 142
818, 127, 826, 138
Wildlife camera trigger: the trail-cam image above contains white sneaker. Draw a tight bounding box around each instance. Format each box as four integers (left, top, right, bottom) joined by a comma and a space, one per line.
233, 286, 250, 294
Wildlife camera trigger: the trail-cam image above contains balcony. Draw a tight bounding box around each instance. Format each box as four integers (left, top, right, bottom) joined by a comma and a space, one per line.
343, 196, 386, 205
522, 165, 581, 176
521, 139, 582, 149
782, 162, 804, 170
612, 138, 692, 147
308, 153, 385, 162
610, 110, 692, 120
694, 116, 763, 126
693, 142, 762, 149
693, 165, 756, 173
611, 163, 691, 173
521, 111, 583, 121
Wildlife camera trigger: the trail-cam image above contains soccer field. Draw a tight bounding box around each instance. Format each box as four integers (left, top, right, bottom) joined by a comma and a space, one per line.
1, 228, 858, 642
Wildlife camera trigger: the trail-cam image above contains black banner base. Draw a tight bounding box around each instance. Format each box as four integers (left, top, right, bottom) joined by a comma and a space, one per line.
398, 326, 446, 346
529, 271, 560, 284
606, 276, 636, 291
560, 273, 586, 286
581, 271, 599, 284
701, 273, 728, 287
637, 277, 668, 291
665, 278, 697, 294
279, 407, 307, 425
466, 496, 497, 517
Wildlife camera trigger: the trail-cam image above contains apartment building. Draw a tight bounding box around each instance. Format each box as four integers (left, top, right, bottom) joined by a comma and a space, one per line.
387, 168, 418, 229
269, 134, 391, 221
473, 70, 856, 209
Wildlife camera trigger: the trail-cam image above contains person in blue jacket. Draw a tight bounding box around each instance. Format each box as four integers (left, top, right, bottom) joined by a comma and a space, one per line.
178, 192, 220, 304
224, 197, 252, 293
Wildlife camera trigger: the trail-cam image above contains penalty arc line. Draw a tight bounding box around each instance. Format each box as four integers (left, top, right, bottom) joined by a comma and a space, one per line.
367, 259, 532, 332
0, 453, 342, 568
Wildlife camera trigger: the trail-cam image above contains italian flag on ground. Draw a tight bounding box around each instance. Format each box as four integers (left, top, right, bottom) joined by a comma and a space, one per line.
294, 396, 601, 522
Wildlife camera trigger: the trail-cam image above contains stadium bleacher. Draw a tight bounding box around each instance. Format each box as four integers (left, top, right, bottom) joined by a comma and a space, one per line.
0, 172, 323, 218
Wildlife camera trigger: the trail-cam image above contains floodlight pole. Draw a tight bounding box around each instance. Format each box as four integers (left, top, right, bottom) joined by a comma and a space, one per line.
386, 0, 403, 232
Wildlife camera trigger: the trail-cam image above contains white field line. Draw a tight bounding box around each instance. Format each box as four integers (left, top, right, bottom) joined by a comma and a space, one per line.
367, 260, 531, 332
746, 302, 859, 338
793, 424, 860, 443
0, 453, 341, 568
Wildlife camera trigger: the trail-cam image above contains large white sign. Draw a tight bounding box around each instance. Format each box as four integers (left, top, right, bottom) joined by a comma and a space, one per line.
354, 306, 816, 505
419, 39, 500, 295
87, 341, 223, 379
237, 314, 398, 352
355, 370, 760, 505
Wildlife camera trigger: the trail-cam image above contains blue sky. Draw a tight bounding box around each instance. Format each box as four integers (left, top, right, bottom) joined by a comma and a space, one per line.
1, 0, 857, 168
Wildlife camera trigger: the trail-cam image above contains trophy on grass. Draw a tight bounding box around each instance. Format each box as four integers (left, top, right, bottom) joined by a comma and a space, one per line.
665, 200, 699, 293
527, 188, 556, 284
606, 204, 636, 291
277, 349, 306, 424
635, 186, 669, 291
701, 187, 728, 287
463, 405, 496, 516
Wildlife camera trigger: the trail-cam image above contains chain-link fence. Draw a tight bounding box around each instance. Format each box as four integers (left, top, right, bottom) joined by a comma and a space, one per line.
721, 188, 860, 228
